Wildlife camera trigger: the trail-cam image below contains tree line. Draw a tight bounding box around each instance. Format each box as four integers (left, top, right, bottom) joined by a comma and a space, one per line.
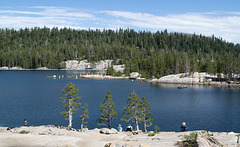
60, 82, 152, 133
1, 27, 240, 78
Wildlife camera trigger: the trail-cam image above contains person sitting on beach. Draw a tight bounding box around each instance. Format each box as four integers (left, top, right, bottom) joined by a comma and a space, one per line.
24, 119, 28, 126
117, 124, 123, 132
126, 124, 133, 132
10, 127, 15, 132
180, 122, 187, 132
7, 127, 15, 132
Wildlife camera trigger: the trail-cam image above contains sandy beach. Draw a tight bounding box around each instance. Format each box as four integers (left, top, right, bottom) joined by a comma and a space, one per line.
0, 126, 239, 147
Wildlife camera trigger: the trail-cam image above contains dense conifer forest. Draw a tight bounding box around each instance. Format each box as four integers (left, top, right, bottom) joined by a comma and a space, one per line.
0, 27, 240, 78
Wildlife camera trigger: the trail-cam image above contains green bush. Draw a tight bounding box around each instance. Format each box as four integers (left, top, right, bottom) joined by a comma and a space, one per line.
148, 132, 155, 136
180, 74, 184, 78
178, 132, 197, 147
117, 71, 122, 76
201, 130, 213, 137
154, 125, 160, 133
19, 130, 30, 134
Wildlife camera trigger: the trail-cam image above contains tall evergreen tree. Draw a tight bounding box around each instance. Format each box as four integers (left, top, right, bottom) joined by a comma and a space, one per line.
140, 96, 153, 132
80, 103, 89, 131
60, 82, 81, 129
121, 90, 142, 133
96, 90, 117, 129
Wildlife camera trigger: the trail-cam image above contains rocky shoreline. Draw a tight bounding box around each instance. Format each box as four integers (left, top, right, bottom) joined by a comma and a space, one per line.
1, 65, 239, 87
0, 125, 239, 147
154, 72, 240, 87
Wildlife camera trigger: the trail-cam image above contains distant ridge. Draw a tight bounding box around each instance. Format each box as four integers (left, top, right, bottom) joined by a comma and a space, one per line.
0, 27, 239, 78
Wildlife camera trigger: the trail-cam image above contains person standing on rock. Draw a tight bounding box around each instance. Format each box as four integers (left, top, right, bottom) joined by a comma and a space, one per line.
24, 119, 28, 126
180, 122, 187, 131
118, 124, 122, 132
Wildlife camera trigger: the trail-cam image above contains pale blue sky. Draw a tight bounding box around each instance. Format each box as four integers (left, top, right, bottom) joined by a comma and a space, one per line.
0, 0, 240, 43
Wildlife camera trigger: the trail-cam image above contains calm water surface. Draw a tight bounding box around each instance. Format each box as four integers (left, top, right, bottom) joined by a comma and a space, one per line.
0, 70, 240, 132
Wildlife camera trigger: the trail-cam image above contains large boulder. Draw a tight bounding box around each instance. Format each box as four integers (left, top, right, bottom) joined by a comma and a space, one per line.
10, 67, 22, 70
100, 128, 118, 134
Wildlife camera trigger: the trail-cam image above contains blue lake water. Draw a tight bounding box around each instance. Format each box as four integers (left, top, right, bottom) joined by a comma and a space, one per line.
0, 70, 240, 132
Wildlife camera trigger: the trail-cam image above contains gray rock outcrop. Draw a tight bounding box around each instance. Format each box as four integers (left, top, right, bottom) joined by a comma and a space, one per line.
65, 60, 113, 70
0, 66, 9, 70
157, 72, 213, 84
9, 67, 23, 70
100, 128, 118, 134
36, 67, 49, 70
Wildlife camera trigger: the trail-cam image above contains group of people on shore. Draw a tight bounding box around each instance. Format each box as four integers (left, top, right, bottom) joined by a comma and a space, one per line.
117, 124, 133, 132
9, 119, 187, 133
7, 119, 28, 132
117, 122, 187, 132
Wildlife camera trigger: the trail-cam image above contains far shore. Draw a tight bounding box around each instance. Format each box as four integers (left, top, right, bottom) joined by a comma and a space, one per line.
0, 125, 239, 147
73, 74, 240, 87
0, 68, 107, 71
1, 67, 240, 87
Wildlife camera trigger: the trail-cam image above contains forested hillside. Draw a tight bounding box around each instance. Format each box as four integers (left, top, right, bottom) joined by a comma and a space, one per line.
0, 27, 240, 78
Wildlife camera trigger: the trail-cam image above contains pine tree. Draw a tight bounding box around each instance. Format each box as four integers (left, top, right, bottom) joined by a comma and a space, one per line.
121, 90, 142, 133
96, 90, 117, 129
107, 65, 114, 76
60, 82, 81, 129
140, 96, 153, 132
80, 103, 89, 131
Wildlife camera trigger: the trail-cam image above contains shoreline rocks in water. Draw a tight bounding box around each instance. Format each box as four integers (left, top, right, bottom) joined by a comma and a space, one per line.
36, 67, 49, 70
0, 66, 9, 70
0, 126, 239, 147
9, 67, 23, 70
155, 72, 240, 87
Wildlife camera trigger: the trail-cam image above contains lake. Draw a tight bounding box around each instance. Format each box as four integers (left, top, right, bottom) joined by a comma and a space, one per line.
0, 70, 240, 132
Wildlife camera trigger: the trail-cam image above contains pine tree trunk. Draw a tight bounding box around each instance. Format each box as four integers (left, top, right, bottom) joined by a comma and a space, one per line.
68, 99, 73, 129
144, 121, 147, 132
108, 117, 111, 129
68, 108, 72, 129
81, 117, 84, 131
135, 117, 139, 133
